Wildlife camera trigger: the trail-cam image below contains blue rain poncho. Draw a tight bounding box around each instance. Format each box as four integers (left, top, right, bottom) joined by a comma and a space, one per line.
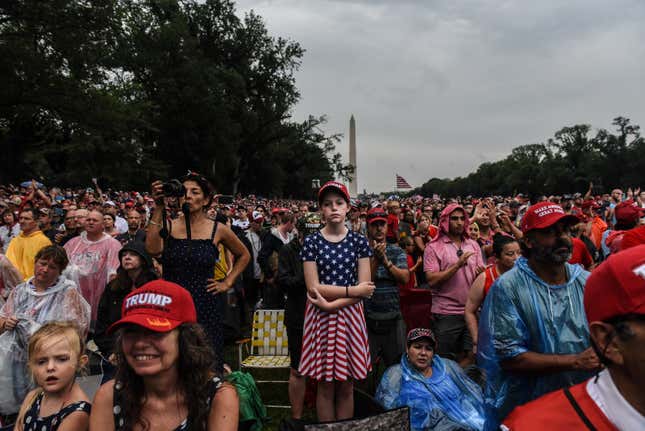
375, 354, 485, 431
477, 257, 593, 430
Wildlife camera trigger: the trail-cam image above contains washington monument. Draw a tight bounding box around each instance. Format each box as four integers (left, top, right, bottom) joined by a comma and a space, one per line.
349, 114, 357, 197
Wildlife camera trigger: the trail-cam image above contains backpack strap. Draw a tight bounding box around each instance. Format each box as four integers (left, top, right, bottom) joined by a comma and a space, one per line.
563, 386, 598, 431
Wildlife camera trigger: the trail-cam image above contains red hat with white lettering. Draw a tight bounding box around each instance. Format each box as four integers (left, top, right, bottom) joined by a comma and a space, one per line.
107, 280, 197, 334
584, 245, 645, 323
318, 181, 350, 204
520, 201, 580, 234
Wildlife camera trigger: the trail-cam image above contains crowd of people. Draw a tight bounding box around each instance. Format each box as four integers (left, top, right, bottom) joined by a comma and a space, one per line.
0, 177, 644, 430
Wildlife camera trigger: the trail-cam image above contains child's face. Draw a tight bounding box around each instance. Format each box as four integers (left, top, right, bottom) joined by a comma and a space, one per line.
320, 192, 349, 225
31, 335, 83, 394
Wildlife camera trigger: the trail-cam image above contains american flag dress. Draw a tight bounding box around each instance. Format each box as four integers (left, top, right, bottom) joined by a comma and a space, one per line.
299, 230, 373, 381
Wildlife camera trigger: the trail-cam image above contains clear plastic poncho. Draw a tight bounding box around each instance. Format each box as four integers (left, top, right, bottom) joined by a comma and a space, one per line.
0, 275, 90, 414
376, 354, 485, 431
0, 254, 22, 308
477, 257, 593, 430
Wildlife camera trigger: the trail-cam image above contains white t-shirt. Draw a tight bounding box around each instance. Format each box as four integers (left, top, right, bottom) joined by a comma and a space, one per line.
587, 369, 645, 430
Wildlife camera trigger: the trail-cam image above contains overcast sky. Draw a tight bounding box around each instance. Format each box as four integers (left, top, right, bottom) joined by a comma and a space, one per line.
234, 0, 645, 193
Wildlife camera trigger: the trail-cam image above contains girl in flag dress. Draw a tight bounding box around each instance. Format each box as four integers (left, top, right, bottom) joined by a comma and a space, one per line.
299, 181, 375, 422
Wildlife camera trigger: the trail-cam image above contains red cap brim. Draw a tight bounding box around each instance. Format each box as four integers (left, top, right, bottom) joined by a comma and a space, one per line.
367, 216, 388, 225
525, 213, 580, 233
107, 314, 183, 335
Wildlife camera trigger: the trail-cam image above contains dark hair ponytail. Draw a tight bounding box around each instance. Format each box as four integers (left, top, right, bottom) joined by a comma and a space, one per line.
492, 233, 518, 258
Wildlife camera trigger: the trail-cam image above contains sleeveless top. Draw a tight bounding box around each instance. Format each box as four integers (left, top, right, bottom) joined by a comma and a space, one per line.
22, 391, 91, 431
112, 376, 224, 431
161, 222, 225, 370
482, 264, 499, 298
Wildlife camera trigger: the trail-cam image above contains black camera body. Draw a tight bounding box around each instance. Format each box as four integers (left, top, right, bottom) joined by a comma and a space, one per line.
162, 179, 186, 197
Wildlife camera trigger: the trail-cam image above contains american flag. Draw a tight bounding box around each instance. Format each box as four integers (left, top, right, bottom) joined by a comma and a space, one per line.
396, 174, 412, 189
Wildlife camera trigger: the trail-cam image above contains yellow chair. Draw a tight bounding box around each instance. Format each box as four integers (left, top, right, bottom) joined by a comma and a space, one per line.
237, 309, 291, 408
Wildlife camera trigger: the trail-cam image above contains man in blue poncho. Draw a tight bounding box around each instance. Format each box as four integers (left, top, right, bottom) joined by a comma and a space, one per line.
477, 202, 601, 430
376, 328, 485, 431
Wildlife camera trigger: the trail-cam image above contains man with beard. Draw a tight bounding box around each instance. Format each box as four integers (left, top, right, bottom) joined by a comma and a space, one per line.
477, 202, 599, 430
502, 245, 645, 430
5, 208, 52, 280
115, 209, 146, 245
424, 204, 484, 364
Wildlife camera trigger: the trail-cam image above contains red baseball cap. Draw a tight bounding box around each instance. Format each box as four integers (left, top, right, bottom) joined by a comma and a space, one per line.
318, 181, 350, 204
107, 280, 197, 334
614, 200, 645, 224
520, 202, 580, 234
406, 328, 437, 349
581, 199, 600, 210
584, 245, 645, 323
366, 207, 388, 225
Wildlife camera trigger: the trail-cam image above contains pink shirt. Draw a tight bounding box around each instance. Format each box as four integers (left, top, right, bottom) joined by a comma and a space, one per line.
423, 235, 484, 315
64, 232, 121, 321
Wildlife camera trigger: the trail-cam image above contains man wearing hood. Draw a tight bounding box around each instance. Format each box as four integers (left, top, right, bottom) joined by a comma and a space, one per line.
423, 204, 485, 364
477, 202, 600, 430
64, 209, 121, 329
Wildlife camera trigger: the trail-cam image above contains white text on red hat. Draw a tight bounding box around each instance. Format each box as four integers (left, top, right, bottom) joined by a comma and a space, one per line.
634, 264, 645, 279
126, 293, 172, 309
534, 205, 564, 217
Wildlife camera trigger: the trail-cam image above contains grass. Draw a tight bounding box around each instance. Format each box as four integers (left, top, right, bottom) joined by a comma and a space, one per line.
223, 342, 316, 430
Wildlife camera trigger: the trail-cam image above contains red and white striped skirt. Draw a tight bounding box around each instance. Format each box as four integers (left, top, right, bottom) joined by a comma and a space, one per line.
298, 300, 372, 381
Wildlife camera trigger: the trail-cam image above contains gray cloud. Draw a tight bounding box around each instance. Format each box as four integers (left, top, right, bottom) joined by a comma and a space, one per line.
235, 0, 645, 192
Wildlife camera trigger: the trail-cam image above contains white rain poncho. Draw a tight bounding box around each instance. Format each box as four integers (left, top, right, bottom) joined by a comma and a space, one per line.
0, 276, 90, 414
477, 257, 593, 430
0, 254, 22, 308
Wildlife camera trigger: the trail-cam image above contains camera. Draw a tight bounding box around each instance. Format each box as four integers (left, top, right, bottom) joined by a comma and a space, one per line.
161, 179, 186, 197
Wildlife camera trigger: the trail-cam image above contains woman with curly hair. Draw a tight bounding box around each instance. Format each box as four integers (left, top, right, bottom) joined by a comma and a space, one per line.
90, 280, 239, 431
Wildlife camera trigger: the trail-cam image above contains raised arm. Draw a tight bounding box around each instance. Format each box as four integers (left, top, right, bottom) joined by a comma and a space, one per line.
145, 180, 165, 257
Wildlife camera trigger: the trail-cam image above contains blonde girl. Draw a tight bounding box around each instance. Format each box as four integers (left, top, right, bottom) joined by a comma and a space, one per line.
15, 322, 90, 431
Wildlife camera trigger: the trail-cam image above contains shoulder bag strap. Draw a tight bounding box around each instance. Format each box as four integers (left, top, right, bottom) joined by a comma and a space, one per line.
563, 386, 598, 431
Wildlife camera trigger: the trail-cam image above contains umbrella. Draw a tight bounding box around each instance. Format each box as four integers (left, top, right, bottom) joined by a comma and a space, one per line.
20, 181, 44, 189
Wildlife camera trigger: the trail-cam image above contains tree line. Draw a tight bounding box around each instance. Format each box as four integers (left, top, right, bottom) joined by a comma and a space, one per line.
415, 117, 644, 198
0, 0, 351, 198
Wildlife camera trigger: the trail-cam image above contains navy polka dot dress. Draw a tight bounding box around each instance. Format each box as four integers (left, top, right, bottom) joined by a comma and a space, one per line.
22, 392, 90, 431
162, 223, 224, 370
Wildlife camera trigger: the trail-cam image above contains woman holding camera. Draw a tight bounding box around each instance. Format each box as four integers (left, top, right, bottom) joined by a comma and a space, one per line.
145, 173, 250, 370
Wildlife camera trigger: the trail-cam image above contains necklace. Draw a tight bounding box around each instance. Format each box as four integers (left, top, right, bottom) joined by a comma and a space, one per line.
450, 240, 463, 257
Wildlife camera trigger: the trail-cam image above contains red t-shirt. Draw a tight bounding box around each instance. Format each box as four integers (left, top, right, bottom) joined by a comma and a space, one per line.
387, 213, 399, 241
503, 381, 618, 431
569, 237, 593, 269
482, 264, 499, 298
